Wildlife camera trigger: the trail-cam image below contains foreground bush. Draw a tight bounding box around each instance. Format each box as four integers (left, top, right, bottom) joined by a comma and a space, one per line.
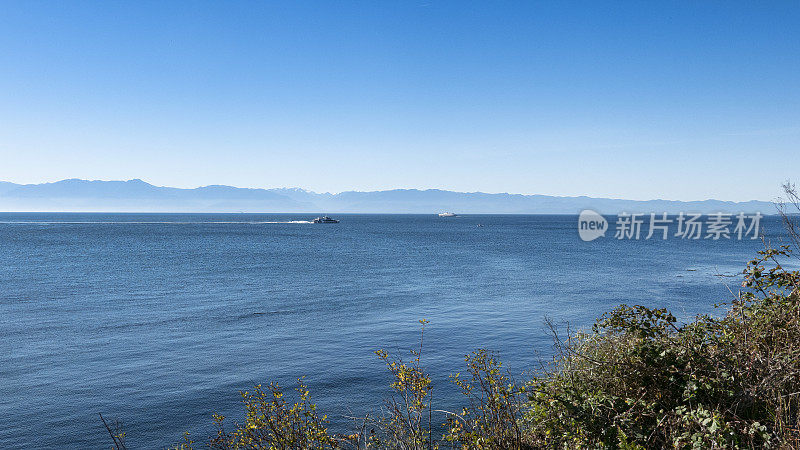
525, 246, 800, 448
205, 379, 338, 449
169, 245, 800, 449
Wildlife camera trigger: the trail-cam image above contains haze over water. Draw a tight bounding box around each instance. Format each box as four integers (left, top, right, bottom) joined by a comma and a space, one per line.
0, 213, 788, 448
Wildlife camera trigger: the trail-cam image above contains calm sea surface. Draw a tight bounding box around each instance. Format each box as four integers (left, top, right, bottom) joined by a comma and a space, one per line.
0, 213, 787, 448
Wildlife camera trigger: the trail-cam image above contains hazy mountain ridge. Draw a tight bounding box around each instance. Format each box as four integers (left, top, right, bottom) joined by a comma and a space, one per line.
0, 179, 776, 214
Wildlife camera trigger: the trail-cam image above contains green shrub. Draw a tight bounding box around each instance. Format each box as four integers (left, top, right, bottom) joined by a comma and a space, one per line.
444, 349, 530, 449
524, 246, 800, 449
199, 378, 340, 449
372, 319, 437, 450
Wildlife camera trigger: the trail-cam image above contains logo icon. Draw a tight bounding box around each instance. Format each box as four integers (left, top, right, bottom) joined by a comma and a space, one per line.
578, 210, 608, 241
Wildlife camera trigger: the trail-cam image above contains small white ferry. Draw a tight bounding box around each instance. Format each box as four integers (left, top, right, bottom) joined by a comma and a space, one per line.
438, 212, 457, 217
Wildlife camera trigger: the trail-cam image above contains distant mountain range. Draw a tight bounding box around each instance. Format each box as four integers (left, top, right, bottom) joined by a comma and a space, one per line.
0, 179, 776, 214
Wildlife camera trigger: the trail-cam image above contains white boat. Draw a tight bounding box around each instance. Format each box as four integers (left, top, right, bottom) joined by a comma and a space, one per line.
438, 212, 457, 217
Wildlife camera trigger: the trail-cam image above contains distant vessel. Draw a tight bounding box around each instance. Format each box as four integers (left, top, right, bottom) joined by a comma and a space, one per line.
313, 216, 339, 224
438, 212, 457, 217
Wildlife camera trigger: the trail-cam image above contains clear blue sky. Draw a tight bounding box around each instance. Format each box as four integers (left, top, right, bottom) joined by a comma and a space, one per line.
0, 1, 797, 200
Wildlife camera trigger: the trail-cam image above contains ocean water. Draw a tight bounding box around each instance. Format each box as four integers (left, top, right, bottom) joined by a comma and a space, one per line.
0, 213, 788, 448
